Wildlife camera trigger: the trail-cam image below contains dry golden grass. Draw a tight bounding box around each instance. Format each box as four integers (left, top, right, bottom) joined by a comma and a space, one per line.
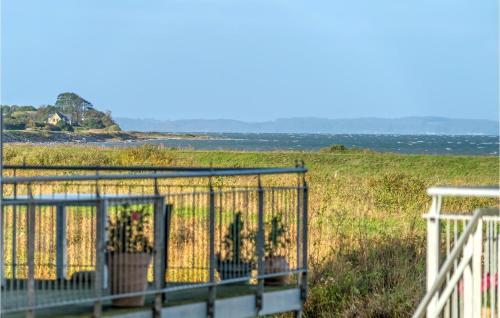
2, 144, 499, 317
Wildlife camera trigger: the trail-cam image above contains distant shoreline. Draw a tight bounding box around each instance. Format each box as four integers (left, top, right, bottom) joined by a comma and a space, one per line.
1, 130, 210, 144
116, 116, 499, 136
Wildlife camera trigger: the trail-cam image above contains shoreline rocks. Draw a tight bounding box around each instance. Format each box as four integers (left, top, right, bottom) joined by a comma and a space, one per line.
1, 130, 208, 144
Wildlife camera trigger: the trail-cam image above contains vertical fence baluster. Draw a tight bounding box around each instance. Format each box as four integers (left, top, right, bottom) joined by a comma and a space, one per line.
445, 219, 451, 318
296, 176, 302, 293
494, 220, 498, 318
460, 219, 466, 318
497, 220, 500, 318
0, 179, 5, 302
153, 196, 166, 318
486, 220, 489, 314
491, 220, 496, 318
192, 190, 196, 281
451, 220, 458, 318
301, 176, 309, 303
490, 220, 495, 318
485, 221, 490, 311
56, 204, 67, 280
0, 198, 4, 308
207, 183, 216, 318
472, 219, 482, 317
0, 194, 4, 312
93, 199, 105, 318
463, 234, 473, 318
164, 203, 172, 298
256, 177, 264, 314
27, 201, 36, 318
12, 170, 17, 282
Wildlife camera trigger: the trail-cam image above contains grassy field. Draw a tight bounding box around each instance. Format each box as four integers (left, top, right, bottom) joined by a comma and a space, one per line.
4, 144, 499, 317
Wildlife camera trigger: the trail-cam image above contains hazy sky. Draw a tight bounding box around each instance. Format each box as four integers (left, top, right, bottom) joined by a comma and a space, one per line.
1, 0, 498, 121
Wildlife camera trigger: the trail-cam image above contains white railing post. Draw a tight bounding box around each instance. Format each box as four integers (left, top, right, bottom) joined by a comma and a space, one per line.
427, 194, 442, 317
463, 235, 473, 318
457, 216, 483, 318
472, 218, 483, 317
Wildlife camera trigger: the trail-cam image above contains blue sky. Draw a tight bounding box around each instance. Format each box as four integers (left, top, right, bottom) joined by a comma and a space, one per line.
1, 0, 498, 121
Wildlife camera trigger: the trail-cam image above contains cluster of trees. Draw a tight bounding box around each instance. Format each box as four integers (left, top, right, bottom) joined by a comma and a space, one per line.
1, 93, 120, 131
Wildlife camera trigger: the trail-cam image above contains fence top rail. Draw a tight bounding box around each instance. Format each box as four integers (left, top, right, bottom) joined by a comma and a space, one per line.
422, 213, 500, 221
427, 186, 500, 198
2, 194, 163, 206
3, 164, 285, 172
1, 167, 308, 184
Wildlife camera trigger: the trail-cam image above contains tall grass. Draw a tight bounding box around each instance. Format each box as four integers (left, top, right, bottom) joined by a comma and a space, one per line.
4, 144, 499, 317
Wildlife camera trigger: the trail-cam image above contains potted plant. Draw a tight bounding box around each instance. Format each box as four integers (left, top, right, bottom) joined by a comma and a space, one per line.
106, 204, 154, 307
216, 212, 254, 281
264, 214, 290, 286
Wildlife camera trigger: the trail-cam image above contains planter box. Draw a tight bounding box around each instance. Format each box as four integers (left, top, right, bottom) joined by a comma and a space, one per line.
264, 256, 290, 286
107, 252, 152, 307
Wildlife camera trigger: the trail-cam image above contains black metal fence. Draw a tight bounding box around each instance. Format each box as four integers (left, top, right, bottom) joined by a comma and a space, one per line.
0, 165, 308, 316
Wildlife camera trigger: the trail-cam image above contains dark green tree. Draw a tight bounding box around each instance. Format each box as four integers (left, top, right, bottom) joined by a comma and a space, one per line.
55, 92, 93, 124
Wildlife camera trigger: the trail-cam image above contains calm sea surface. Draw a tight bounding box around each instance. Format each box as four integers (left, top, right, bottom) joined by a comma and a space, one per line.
100, 133, 499, 155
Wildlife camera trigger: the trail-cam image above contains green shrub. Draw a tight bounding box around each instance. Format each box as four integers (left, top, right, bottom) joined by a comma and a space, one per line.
44, 124, 61, 131
321, 144, 347, 153
56, 121, 74, 132
105, 124, 121, 132
82, 117, 104, 129
4, 118, 26, 130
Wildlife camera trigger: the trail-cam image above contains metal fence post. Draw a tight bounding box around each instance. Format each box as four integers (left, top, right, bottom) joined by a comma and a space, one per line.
296, 173, 302, 279
153, 196, 166, 318
256, 177, 265, 314
497, 220, 500, 318
93, 199, 106, 318
164, 203, 172, 303
27, 188, 36, 318
0, 106, 4, 302
55, 204, 67, 280
11, 169, 17, 281
0, 194, 3, 312
427, 194, 442, 317
295, 173, 308, 318
301, 177, 308, 300
207, 183, 216, 318
0, 201, 3, 314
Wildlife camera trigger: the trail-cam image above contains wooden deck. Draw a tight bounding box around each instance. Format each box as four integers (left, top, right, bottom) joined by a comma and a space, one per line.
3, 284, 302, 318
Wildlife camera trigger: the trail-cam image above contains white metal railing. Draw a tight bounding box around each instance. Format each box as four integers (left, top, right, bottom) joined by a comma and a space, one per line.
413, 186, 500, 318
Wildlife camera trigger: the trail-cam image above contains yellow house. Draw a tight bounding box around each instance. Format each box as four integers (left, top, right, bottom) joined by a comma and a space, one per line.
48, 112, 72, 125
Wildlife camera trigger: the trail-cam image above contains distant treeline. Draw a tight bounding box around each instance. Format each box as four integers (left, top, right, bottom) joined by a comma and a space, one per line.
1, 92, 120, 132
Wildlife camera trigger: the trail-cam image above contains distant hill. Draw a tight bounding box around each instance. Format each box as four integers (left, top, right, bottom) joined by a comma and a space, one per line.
116, 116, 499, 135
1, 92, 120, 132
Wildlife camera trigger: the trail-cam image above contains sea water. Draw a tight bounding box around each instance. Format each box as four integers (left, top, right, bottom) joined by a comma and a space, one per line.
101, 133, 499, 155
